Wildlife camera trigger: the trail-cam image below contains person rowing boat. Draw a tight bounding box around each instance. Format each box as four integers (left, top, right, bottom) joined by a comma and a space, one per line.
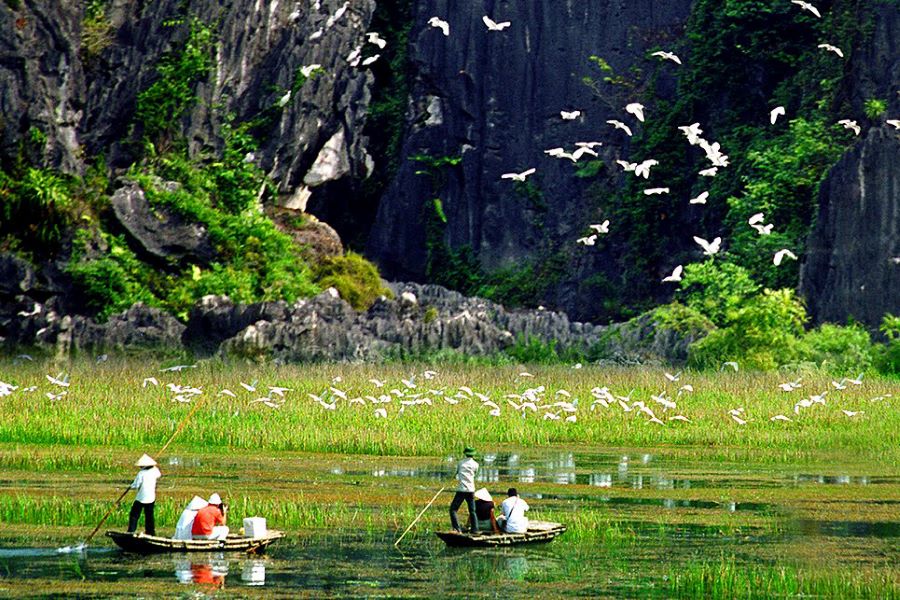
449, 446, 479, 533
127, 454, 161, 536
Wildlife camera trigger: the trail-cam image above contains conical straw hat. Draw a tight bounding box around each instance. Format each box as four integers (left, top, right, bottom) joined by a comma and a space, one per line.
187, 495, 208, 511
135, 454, 157, 467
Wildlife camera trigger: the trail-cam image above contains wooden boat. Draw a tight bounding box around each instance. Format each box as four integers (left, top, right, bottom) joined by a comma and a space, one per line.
435, 520, 566, 548
106, 530, 284, 554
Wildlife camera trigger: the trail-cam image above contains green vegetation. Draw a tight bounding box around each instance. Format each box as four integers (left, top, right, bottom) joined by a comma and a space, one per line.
135, 18, 215, 146
81, 0, 114, 62
666, 559, 899, 599
864, 97, 888, 119
314, 252, 392, 310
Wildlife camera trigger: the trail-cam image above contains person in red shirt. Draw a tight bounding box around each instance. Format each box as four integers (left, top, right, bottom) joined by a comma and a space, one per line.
191, 493, 229, 540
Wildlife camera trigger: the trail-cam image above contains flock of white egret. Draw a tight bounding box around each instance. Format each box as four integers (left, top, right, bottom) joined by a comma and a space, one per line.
0, 365, 890, 431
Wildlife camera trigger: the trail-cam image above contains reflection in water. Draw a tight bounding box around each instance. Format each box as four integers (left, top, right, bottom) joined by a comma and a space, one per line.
242, 559, 266, 586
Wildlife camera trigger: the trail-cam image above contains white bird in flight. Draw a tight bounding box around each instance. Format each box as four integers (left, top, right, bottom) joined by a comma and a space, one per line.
572, 146, 599, 160
366, 32, 387, 49
818, 43, 844, 58
625, 102, 645, 122
770, 106, 786, 124
838, 119, 861, 135
748, 212, 765, 226
698, 167, 718, 177
560, 110, 582, 120
17, 302, 41, 317
501, 168, 536, 182
791, 0, 821, 18
753, 223, 774, 235
773, 248, 798, 266
607, 120, 633, 136
690, 191, 709, 205
577, 235, 597, 246
679, 123, 703, 145
300, 64, 322, 78
662, 265, 683, 283
482, 15, 511, 31
428, 16, 450, 36
651, 50, 682, 65
590, 221, 610, 234
693, 236, 722, 256
644, 187, 670, 196
634, 159, 658, 179
887, 119, 900, 130
361, 54, 381, 67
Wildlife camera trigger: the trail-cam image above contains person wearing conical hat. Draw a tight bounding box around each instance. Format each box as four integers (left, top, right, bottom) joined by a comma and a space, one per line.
449, 447, 480, 533
173, 495, 208, 540
192, 493, 229, 541
127, 454, 161, 536
472, 488, 500, 534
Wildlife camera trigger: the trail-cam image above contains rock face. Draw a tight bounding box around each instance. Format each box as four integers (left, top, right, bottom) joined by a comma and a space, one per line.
367, 0, 694, 309
110, 182, 216, 265
3, 260, 696, 363
1, 0, 377, 201
800, 3, 900, 328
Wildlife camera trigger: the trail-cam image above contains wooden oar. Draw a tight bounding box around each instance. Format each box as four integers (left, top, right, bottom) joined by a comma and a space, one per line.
82, 394, 210, 546
394, 486, 446, 547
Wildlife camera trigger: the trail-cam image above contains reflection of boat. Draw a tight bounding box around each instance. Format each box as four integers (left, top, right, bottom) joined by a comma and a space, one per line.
435, 521, 566, 547
106, 530, 284, 554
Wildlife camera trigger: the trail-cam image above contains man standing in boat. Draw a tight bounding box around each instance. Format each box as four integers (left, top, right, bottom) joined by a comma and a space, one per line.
449, 447, 479, 533
127, 454, 161, 536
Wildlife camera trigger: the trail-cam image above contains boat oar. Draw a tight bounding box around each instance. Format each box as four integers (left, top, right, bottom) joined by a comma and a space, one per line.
79, 394, 210, 548
394, 486, 446, 547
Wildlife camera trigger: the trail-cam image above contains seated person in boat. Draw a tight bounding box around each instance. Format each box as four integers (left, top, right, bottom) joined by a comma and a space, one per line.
173, 495, 208, 540
497, 488, 529, 533
191, 493, 229, 540
471, 488, 501, 534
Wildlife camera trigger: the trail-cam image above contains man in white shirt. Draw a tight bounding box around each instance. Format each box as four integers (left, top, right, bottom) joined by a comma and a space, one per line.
498, 488, 529, 533
127, 454, 162, 536
449, 447, 479, 533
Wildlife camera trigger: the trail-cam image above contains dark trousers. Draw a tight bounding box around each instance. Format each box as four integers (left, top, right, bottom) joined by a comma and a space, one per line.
127, 501, 155, 535
449, 492, 478, 532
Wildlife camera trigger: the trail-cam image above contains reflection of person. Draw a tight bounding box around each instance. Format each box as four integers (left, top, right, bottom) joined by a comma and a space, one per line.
127, 454, 161, 536
192, 493, 229, 540
173, 495, 208, 540
449, 447, 479, 533
497, 488, 530, 533
190, 562, 226, 586
472, 488, 500, 534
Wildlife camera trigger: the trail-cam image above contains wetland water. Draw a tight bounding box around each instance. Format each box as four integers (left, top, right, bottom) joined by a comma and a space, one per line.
0, 447, 898, 598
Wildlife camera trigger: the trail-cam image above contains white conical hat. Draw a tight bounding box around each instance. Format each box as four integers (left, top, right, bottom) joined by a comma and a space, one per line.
187, 495, 208, 511
474, 488, 492, 502
208, 493, 222, 505
135, 454, 157, 467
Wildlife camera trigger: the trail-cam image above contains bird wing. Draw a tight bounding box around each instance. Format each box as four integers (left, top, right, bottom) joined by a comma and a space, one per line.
482, 15, 496, 28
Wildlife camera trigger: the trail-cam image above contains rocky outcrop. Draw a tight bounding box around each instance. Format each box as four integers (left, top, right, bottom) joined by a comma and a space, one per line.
48, 304, 186, 356
367, 0, 694, 309
801, 126, 900, 327
800, 2, 900, 328
1, 1, 377, 200
110, 182, 216, 265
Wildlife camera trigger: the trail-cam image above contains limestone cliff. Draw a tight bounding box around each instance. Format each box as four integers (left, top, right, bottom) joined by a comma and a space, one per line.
801, 2, 900, 328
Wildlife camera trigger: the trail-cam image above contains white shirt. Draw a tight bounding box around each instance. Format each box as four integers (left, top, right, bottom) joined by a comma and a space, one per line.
173, 508, 199, 540
500, 496, 529, 533
455, 457, 479, 492
131, 467, 161, 504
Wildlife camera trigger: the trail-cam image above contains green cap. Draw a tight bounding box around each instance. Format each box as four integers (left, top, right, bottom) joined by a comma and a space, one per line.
464, 447, 476, 457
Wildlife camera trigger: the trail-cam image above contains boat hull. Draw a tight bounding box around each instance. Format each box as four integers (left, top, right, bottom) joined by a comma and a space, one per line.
106, 530, 284, 554
435, 521, 566, 547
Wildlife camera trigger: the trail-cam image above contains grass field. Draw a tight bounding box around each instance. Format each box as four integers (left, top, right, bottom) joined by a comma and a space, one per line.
0, 360, 896, 459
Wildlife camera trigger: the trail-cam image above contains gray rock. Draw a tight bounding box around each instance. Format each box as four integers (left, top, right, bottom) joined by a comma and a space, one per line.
110, 182, 216, 264
367, 0, 694, 308
800, 3, 900, 329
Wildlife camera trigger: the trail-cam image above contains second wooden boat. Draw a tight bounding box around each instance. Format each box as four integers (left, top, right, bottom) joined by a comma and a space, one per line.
435, 520, 566, 547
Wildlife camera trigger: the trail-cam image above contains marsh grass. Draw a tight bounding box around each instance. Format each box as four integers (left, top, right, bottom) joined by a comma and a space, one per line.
0, 361, 896, 459
666, 558, 900, 599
